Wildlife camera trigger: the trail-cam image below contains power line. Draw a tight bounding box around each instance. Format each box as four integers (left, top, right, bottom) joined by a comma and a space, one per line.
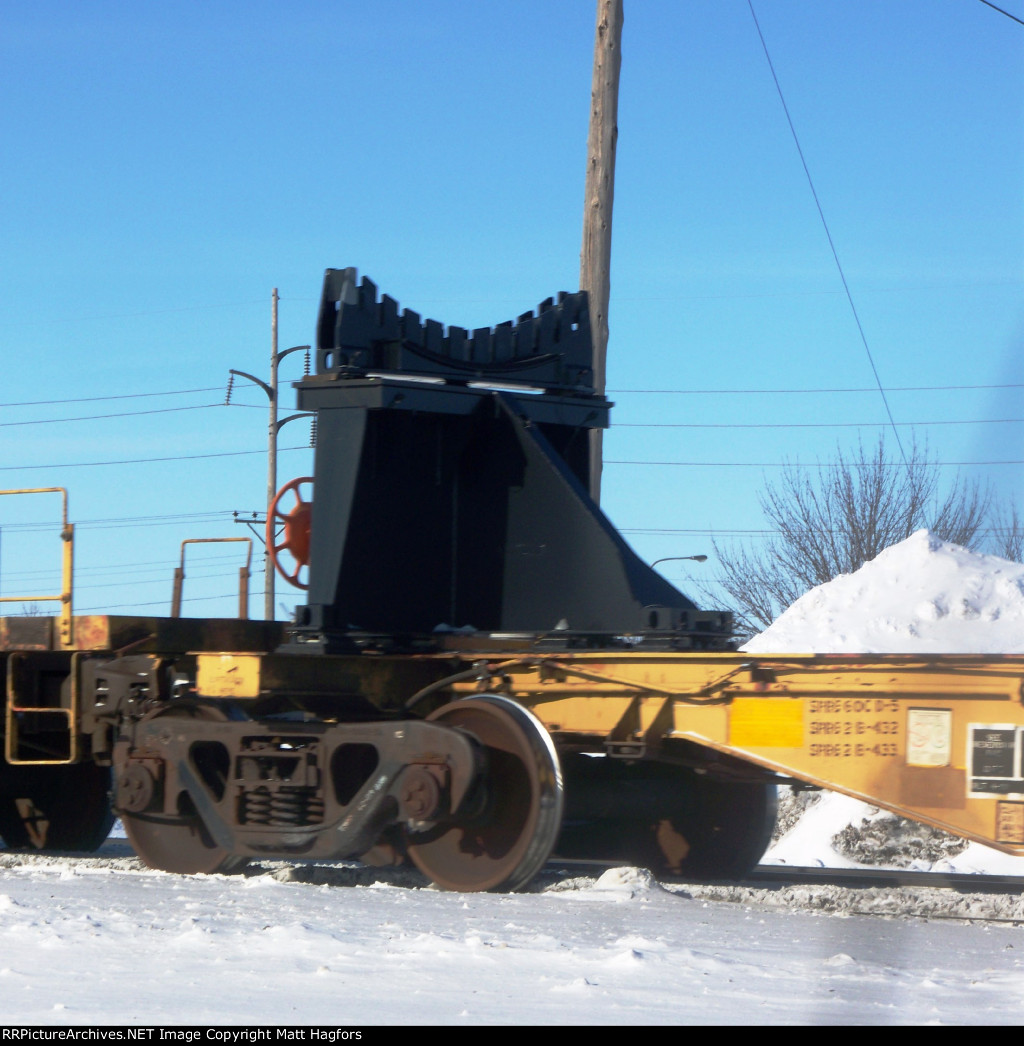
748, 0, 907, 464
606, 458, 1024, 468
978, 0, 1024, 28
609, 382, 1024, 395
0, 444, 1015, 477
4, 398, 1017, 434
0, 386, 234, 408
75, 591, 256, 612
622, 528, 773, 536
0, 511, 233, 532
0, 403, 227, 429
621, 524, 1021, 537
76, 569, 242, 593
616, 417, 1024, 430
4, 569, 245, 595
0, 445, 310, 473
2, 379, 1016, 408
1, 552, 249, 581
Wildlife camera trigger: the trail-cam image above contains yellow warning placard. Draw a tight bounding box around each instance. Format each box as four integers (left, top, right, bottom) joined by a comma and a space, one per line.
730, 698, 803, 748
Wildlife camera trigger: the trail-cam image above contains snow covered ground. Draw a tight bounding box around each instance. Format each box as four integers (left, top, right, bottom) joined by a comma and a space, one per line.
5, 531, 1024, 1026
4, 841, 1024, 1026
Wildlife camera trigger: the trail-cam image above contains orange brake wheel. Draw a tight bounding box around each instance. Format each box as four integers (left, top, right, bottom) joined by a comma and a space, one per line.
267, 477, 314, 589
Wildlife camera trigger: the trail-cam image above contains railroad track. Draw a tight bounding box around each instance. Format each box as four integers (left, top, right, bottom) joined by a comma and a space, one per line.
3, 842, 1024, 925
676, 863, 1024, 926
2, 838, 1023, 893
743, 863, 1024, 894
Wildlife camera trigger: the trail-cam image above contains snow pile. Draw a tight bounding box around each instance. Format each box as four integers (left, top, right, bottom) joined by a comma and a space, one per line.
742, 529, 1024, 654
746, 530, 1024, 872
766, 790, 974, 870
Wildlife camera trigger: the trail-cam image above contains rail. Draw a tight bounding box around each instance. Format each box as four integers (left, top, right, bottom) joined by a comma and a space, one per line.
0, 488, 74, 648
171, 537, 253, 619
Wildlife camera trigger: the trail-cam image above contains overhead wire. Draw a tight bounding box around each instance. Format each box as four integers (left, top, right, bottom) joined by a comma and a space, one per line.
0, 378, 1016, 412
622, 524, 1019, 537
606, 457, 1024, 468
0, 385, 254, 408
616, 418, 1024, 430
1, 399, 1017, 434
747, 1, 908, 465
75, 569, 243, 592
5, 408, 1017, 434
0, 510, 230, 531
0, 429, 1016, 472
0, 568, 251, 594
977, 0, 1024, 28
609, 382, 1024, 395
0, 445, 310, 473
1, 552, 252, 581
0, 403, 228, 428
75, 591, 260, 612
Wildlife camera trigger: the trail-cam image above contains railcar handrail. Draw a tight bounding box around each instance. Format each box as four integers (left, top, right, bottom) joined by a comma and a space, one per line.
0, 487, 73, 648
171, 537, 253, 619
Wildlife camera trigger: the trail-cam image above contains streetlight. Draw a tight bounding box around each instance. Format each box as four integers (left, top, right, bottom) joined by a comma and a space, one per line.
651, 554, 708, 569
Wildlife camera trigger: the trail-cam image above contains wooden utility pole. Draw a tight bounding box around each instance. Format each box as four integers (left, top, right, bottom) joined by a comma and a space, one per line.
266, 287, 279, 622
580, 0, 623, 504
229, 291, 312, 621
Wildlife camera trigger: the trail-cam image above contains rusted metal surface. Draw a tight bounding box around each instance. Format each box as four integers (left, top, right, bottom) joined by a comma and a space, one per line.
404, 696, 564, 892
171, 538, 253, 620
114, 704, 483, 870
1, 615, 285, 655
196, 653, 263, 699
4, 649, 82, 765
0, 617, 52, 652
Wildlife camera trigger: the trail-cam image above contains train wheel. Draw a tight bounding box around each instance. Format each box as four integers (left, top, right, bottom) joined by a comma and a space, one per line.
557, 756, 777, 880
122, 805, 247, 875
616, 776, 777, 880
120, 703, 247, 875
0, 761, 114, 852
405, 695, 564, 892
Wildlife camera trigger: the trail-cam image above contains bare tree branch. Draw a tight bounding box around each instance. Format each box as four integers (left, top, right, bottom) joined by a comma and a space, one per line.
990, 501, 1024, 562
697, 436, 1007, 638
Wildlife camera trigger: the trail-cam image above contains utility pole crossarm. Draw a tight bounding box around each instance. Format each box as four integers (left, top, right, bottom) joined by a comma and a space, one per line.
228, 369, 273, 401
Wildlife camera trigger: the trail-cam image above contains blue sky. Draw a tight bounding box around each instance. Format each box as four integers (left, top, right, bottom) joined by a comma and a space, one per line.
1, 0, 1021, 620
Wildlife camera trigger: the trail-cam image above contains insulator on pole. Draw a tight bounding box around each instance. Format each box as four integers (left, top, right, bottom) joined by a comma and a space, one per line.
225, 373, 235, 406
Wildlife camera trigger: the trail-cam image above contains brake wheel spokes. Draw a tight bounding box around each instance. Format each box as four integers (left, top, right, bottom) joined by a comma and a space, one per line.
266, 476, 313, 590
